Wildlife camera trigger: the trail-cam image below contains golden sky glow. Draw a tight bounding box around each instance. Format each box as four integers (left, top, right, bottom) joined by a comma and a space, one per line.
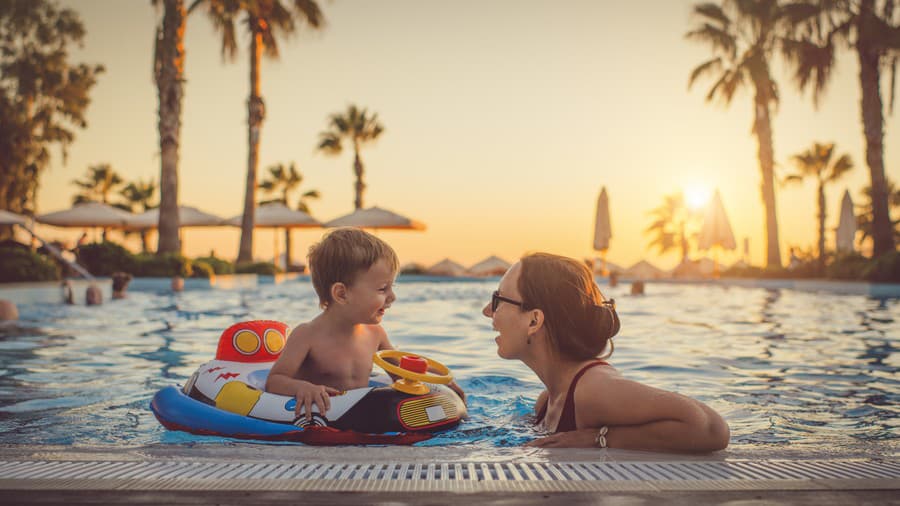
30, 0, 900, 270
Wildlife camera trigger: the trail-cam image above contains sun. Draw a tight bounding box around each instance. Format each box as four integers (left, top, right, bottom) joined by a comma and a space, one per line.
684, 184, 712, 210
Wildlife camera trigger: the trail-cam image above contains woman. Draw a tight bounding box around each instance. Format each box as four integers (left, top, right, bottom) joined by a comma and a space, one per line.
483, 252, 729, 452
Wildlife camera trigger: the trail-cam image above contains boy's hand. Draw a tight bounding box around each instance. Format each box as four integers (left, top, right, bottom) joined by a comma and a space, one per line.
294, 381, 341, 421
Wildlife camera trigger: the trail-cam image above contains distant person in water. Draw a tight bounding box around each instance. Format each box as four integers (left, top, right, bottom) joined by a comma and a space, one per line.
112, 272, 132, 299
171, 276, 184, 292
85, 284, 103, 306
0, 300, 18, 322
483, 252, 729, 453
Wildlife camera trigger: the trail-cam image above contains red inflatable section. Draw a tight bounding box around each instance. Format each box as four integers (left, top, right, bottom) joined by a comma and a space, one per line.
215, 320, 289, 363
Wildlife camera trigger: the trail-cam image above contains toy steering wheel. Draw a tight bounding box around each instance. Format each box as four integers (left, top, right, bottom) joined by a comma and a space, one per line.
373, 350, 453, 385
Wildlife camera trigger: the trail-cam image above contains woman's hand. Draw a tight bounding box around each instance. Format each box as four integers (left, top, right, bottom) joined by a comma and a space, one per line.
524, 429, 601, 448
294, 381, 340, 421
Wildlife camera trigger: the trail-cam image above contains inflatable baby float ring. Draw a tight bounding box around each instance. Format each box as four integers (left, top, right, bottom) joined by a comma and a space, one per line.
150, 320, 467, 445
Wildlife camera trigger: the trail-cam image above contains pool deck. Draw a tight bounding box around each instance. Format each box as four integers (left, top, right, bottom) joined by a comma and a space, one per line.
1, 445, 896, 505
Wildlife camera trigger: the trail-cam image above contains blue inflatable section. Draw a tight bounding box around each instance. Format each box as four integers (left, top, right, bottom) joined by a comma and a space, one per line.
151, 386, 302, 438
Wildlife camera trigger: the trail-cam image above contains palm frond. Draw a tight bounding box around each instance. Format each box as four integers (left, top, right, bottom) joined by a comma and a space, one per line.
686, 23, 738, 57
688, 57, 724, 89
317, 132, 342, 154
692, 3, 731, 27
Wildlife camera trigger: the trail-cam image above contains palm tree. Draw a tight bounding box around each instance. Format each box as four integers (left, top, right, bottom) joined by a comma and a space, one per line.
258, 162, 320, 269
317, 104, 385, 210
783, 0, 899, 256
644, 192, 698, 263
153, 0, 186, 255
190, 0, 325, 263
71, 163, 124, 241
686, 1, 817, 268
783, 142, 853, 272
72, 164, 124, 205
117, 179, 159, 253
858, 179, 900, 247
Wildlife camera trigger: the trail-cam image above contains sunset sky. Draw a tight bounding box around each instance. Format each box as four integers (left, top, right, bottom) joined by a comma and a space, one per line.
31, 0, 900, 270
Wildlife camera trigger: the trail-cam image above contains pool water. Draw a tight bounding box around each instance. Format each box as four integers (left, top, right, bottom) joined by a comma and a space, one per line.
0, 276, 897, 456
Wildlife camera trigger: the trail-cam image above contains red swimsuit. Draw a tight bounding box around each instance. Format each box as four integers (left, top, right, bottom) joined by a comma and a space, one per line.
535, 360, 608, 433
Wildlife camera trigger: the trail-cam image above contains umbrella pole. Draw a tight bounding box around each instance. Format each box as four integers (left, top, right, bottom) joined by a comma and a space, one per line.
273, 228, 280, 270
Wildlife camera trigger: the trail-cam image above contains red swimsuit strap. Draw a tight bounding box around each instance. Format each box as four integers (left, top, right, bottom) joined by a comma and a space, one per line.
534, 360, 608, 432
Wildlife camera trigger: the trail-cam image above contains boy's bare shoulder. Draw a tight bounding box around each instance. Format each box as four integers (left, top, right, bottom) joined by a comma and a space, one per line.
286, 321, 318, 344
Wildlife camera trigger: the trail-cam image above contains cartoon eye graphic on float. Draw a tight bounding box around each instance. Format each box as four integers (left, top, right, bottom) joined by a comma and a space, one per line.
264, 328, 285, 354
233, 329, 261, 355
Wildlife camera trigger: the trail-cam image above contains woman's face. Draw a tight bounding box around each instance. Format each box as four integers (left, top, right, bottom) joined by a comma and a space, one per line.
482, 262, 531, 360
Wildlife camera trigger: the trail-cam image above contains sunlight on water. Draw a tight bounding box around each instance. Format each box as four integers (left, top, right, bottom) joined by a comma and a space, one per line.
0, 276, 897, 454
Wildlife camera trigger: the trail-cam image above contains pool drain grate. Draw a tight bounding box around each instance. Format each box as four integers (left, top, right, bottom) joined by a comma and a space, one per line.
0, 459, 896, 492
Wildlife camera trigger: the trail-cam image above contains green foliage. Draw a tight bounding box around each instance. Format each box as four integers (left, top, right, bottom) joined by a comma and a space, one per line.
826, 253, 870, 280
235, 262, 281, 275
190, 260, 215, 279
194, 255, 234, 274
76, 241, 136, 276
862, 252, 900, 283
0, 0, 104, 215
0, 246, 60, 282
134, 252, 193, 278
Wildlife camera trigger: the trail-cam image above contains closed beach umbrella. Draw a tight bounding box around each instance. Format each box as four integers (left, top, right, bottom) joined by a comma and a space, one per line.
698, 190, 736, 277
593, 187, 612, 275
128, 205, 225, 229
37, 202, 133, 228
324, 206, 426, 231
468, 255, 511, 277
426, 258, 466, 277
835, 190, 857, 253
698, 190, 736, 251
0, 210, 27, 226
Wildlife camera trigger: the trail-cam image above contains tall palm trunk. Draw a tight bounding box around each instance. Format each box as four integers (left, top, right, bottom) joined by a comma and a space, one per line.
155, 0, 185, 254
284, 228, 292, 270
353, 141, 365, 210
816, 181, 826, 273
857, 0, 895, 256
237, 25, 265, 263
752, 90, 782, 268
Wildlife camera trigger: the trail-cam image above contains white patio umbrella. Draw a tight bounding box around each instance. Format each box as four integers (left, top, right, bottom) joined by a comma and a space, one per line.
0, 210, 27, 226
593, 187, 612, 275
37, 202, 133, 228
324, 206, 426, 231
426, 258, 467, 277
623, 259, 667, 280
467, 255, 511, 277
698, 190, 736, 277
127, 205, 225, 229
226, 203, 322, 270
835, 190, 857, 254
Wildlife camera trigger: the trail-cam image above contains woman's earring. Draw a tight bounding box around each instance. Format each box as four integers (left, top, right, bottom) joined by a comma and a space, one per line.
527, 335, 532, 345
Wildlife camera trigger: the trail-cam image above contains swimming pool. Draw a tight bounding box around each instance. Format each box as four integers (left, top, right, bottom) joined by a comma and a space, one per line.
0, 276, 897, 457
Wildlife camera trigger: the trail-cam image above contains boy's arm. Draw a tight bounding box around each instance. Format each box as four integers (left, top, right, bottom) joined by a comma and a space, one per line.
266, 325, 339, 420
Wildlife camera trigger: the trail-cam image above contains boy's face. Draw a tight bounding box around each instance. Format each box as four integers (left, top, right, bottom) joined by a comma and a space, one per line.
344, 257, 396, 324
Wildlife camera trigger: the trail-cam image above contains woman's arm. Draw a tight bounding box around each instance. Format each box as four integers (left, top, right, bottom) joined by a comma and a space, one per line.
527, 372, 729, 453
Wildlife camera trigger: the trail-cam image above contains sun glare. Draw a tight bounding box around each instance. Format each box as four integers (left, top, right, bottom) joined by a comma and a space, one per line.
684, 184, 711, 210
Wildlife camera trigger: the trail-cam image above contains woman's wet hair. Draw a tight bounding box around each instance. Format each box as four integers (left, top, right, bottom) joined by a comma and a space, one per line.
518, 253, 620, 360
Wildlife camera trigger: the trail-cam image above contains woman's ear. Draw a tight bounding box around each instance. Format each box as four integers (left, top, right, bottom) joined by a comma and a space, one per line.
527, 309, 544, 333
330, 282, 348, 304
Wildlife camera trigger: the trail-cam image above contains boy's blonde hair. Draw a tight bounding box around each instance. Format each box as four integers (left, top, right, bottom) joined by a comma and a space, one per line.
308, 227, 399, 307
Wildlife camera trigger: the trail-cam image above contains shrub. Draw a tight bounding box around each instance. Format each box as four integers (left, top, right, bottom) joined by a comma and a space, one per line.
235, 261, 281, 275
190, 260, 215, 279
863, 251, 900, 283
134, 252, 193, 278
0, 247, 60, 282
826, 253, 869, 280
76, 241, 136, 276
194, 255, 234, 275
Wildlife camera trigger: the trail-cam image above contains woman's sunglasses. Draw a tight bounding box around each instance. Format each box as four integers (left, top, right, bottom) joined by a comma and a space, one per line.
491, 290, 523, 313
